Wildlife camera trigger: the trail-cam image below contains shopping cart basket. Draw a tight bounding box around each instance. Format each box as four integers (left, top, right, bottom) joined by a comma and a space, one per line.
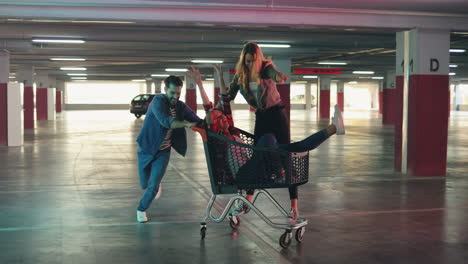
192, 126, 309, 248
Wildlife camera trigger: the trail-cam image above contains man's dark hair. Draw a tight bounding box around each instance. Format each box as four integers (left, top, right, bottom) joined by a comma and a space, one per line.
164, 75, 183, 88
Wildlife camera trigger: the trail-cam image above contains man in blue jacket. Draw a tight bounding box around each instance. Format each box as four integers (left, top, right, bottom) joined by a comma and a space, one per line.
136, 75, 203, 223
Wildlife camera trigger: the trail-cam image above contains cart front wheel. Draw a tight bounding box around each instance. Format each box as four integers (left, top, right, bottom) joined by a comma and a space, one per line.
295, 227, 305, 243
229, 215, 240, 229
200, 226, 207, 240
279, 231, 292, 248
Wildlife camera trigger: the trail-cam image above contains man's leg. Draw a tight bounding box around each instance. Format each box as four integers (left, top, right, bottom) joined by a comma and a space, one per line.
138, 147, 153, 190
137, 149, 171, 213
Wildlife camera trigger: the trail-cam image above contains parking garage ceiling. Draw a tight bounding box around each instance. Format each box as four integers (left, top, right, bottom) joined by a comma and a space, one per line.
1, 0, 468, 82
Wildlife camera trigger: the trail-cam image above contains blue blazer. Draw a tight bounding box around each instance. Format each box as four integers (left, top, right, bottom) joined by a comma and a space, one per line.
136, 94, 202, 157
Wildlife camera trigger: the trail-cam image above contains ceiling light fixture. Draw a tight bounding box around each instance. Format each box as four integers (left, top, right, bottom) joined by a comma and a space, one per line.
60, 67, 86, 71
449, 72, 456, 76
303, 75, 318, 79
151, 74, 170, 77
33, 39, 86, 44
257, 44, 291, 48
71, 77, 87, 80
449, 64, 458, 68
348, 81, 358, 84
318, 62, 348, 65
449, 49, 466, 53
353, 71, 374, 74
50, 58, 86, 61
132, 79, 146, 82
191, 60, 224, 64
371, 77, 384, 79
165, 68, 188, 72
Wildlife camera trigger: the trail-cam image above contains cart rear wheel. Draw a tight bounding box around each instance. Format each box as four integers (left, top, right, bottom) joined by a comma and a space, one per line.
229, 215, 240, 229
295, 227, 305, 243
200, 226, 207, 240
279, 231, 292, 248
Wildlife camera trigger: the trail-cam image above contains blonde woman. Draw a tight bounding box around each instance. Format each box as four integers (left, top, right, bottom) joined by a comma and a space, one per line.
220, 42, 302, 221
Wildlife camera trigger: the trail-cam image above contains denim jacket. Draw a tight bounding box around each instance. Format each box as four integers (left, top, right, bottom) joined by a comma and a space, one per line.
136, 94, 202, 157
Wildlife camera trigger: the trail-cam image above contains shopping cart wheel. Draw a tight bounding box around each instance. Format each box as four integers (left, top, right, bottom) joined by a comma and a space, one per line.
279, 231, 292, 248
200, 226, 207, 239
229, 215, 240, 229
295, 227, 305, 243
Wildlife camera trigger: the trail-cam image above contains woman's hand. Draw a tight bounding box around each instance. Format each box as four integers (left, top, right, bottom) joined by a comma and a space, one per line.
277, 72, 289, 84
187, 66, 203, 85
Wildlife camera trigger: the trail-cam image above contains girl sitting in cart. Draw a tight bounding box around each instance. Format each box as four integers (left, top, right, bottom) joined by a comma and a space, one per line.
187, 65, 344, 222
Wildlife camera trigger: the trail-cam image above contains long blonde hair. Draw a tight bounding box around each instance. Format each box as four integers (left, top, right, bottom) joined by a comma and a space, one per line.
235, 42, 269, 93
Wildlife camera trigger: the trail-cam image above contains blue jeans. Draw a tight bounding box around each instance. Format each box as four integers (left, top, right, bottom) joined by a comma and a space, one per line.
137, 147, 171, 212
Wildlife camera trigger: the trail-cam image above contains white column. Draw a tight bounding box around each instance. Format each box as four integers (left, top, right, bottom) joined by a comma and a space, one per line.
146, 79, 152, 94
305, 81, 312, 110
47, 87, 56, 120
154, 79, 162, 93
7, 82, 23, 146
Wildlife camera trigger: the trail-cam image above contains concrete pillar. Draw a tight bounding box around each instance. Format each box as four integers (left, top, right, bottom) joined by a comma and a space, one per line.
17, 64, 35, 129
378, 81, 383, 114
56, 80, 65, 113
454, 82, 462, 111
7, 82, 23, 146
305, 81, 312, 110
47, 87, 56, 121
394, 32, 406, 171
382, 70, 397, 125
337, 81, 345, 112
0, 51, 10, 145
146, 79, 152, 94
319, 76, 331, 119
405, 29, 450, 176
185, 74, 197, 111
154, 80, 162, 94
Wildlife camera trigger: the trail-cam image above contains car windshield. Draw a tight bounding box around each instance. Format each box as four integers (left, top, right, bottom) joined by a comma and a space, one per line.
133, 94, 153, 102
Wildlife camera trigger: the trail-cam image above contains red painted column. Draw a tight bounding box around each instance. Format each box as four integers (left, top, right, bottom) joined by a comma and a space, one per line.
319, 77, 331, 119
0, 83, 7, 145
337, 81, 344, 112
398, 29, 450, 176
185, 76, 197, 111
0, 51, 9, 145
36, 88, 48, 120
24, 86, 34, 128
56, 90, 62, 113
407, 75, 449, 176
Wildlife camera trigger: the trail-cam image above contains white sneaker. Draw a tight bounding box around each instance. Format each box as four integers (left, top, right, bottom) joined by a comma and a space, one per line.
288, 208, 299, 223
137, 210, 148, 223
155, 184, 162, 200
332, 104, 345, 135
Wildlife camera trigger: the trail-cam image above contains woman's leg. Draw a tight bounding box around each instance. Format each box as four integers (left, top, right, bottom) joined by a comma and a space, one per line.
278, 125, 335, 153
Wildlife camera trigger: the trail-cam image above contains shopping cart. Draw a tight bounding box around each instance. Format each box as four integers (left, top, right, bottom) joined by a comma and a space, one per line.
192, 126, 309, 248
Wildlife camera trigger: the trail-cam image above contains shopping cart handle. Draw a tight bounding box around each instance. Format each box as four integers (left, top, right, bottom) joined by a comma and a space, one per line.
191, 126, 208, 142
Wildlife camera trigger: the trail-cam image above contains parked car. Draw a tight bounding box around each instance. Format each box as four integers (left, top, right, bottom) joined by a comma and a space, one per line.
130, 94, 156, 118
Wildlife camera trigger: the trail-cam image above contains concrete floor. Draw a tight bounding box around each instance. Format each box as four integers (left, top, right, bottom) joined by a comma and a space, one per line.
1, 109, 468, 264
